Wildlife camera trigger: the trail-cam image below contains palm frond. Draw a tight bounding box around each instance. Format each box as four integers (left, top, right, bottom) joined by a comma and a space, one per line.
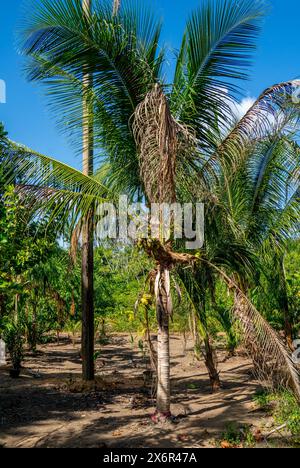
202, 259, 300, 400
20, 0, 164, 194
1, 139, 109, 230
234, 291, 300, 399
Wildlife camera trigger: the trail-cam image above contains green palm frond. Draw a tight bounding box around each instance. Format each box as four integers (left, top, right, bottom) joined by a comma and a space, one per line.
199, 259, 300, 399
20, 0, 164, 194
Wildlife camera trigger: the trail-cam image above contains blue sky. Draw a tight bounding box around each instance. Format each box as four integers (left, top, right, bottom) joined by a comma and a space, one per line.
1, 0, 300, 169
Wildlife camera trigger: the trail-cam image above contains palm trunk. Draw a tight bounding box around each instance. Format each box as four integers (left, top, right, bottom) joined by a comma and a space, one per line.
81, 0, 94, 381
155, 267, 171, 419
81, 209, 94, 380
14, 294, 19, 324
30, 296, 37, 353
157, 309, 170, 415
0, 294, 5, 318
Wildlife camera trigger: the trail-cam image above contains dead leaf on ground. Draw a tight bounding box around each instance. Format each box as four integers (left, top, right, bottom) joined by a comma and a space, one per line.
177, 434, 190, 442
221, 440, 232, 449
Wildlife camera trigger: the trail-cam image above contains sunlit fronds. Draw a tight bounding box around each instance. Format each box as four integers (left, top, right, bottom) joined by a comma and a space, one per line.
19, 0, 164, 191
173, 0, 265, 147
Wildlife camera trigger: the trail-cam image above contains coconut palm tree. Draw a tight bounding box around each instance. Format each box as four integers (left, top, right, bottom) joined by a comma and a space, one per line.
4, 0, 300, 417
19, 0, 153, 381
81, 0, 121, 386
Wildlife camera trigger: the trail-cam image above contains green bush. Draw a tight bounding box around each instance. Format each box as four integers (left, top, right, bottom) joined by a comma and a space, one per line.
1, 319, 24, 370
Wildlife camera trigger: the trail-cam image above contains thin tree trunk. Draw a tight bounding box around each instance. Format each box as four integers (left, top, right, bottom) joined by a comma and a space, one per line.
31, 297, 37, 353
0, 294, 5, 318
81, 0, 94, 381
203, 336, 221, 392
192, 311, 221, 393
112, 0, 120, 16
155, 267, 171, 419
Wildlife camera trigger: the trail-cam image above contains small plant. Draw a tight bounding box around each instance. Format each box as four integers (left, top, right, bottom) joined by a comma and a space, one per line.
138, 339, 146, 360
253, 390, 273, 410
93, 350, 101, 361
1, 320, 24, 377
95, 317, 109, 345
221, 422, 242, 447
64, 319, 81, 347
273, 391, 300, 438
129, 333, 135, 348
243, 427, 256, 448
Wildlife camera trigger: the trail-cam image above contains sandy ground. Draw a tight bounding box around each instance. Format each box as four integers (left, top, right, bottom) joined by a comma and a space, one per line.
0, 334, 281, 448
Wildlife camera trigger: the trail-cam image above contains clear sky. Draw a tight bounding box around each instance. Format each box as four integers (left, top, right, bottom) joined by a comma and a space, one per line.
1, 0, 300, 169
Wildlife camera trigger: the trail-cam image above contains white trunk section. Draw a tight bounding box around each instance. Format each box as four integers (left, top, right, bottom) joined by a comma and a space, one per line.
157, 310, 170, 414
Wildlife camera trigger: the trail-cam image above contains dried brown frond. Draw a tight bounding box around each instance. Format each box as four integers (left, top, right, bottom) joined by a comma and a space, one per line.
133, 84, 196, 204
234, 292, 300, 400
201, 259, 300, 400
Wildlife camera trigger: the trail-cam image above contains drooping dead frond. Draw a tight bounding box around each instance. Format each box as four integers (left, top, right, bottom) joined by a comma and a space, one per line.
201, 259, 300, 400
233, 292, 300, 400
154, 267, 173, 322
217, 81, 300, 171
133, 84, 195, 204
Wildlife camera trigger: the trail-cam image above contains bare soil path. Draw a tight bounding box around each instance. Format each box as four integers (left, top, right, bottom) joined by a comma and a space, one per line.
0, 334, 274, 448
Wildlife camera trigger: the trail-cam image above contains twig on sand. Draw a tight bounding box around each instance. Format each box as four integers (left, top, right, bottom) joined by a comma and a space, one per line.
265, 423, 287, 439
